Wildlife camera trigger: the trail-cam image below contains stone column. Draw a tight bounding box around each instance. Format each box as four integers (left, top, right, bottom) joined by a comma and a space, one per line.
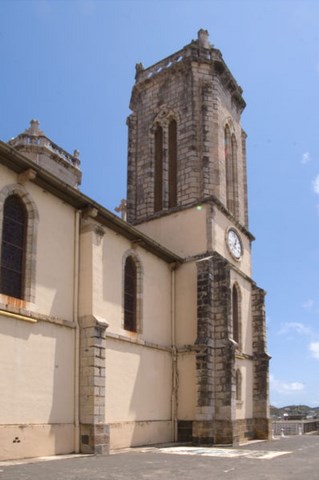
252, 285, 271, 440
79, 316, 109, 454
210, 252, 236, 445
193, 256, 215, 444
78, 215, 109, 454
193, 253, 236, 445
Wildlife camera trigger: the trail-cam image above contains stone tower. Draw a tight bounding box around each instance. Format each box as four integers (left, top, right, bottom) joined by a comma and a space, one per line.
127, 30, 270, 445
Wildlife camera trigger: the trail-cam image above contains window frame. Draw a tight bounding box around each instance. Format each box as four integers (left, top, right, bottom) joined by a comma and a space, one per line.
122, 250, 143, 333
0, 184, 38, 304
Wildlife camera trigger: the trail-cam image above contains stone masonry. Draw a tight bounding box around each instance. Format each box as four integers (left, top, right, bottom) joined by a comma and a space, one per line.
126, 30, 270, 446
127, 29, 248, 228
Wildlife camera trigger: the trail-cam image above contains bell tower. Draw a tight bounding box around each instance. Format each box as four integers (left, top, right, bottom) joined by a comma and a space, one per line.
126, 30, 270, 445
127, 29, 248, 229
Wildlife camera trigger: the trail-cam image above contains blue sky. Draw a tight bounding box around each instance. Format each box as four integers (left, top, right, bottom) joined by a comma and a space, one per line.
1, 0, 319, 408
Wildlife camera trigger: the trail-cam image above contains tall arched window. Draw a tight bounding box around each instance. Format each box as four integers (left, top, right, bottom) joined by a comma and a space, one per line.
154, 125, 163, 212
168, 119, 177, 208
224, 125, 238, 218
0, 195, 27, 299
232, 284, 240, 345
225, 125, 232, 211
231, 134, 239, 218
124, 255, 137, 332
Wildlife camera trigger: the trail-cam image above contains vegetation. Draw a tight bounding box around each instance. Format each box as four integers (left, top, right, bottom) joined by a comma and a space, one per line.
270, 405, 319, 419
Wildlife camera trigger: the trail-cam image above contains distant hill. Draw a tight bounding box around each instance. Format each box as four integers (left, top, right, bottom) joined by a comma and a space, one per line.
270, 404, 319, 419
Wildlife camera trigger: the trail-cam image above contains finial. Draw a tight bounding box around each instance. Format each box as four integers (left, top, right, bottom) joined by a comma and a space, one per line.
135, 62, 144, 79
25, 119, 43, 136
198, 29, 211, 49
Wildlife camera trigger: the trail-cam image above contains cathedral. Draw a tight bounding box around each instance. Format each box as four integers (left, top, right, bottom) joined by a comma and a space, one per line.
0, 30, 270, 461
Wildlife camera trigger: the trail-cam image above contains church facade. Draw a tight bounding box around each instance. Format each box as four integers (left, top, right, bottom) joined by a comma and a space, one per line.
0, 30, 270, 461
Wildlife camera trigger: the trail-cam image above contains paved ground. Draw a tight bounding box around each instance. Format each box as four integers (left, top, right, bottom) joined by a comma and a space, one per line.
1, 435, 319, 480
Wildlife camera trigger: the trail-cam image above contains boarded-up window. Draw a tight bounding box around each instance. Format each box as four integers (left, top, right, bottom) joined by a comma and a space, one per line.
0, 195, 27, 299
168, 119, 177, 208
124, 256, 137, 332
154, 125, 163, 212
236, 369, 242, 401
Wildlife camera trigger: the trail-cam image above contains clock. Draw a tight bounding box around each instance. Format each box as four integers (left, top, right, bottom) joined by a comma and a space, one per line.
227, 228, 242, 260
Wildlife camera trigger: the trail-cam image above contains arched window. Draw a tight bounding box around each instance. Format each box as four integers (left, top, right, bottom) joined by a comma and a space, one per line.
124, 255, 137, 332
232, 284, 241, 345
224, 125, 238, 218
168, 119, 177, 208
0, 195, 27, 299
225, 125, 232, 211
231, 134, 239, 218
236, 369, 242, 402
154, 125, 163, 212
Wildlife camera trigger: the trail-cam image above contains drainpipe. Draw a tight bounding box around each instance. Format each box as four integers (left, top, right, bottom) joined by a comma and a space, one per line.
170, 263, 178, 442
73, 210, 81, 453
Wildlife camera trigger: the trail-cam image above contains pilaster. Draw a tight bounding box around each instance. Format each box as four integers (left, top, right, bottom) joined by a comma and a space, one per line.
252, 285, 271, 439
193, 257, 215, 444
79, 315, 109, 454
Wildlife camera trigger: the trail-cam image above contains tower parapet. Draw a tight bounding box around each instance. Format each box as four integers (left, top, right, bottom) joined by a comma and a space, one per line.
9, 119, 82, 188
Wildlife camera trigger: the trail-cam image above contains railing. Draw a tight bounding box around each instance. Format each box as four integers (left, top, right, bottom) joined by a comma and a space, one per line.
9, 134, 81, 169
272, 420, 319, 436
136, 43, 211, 83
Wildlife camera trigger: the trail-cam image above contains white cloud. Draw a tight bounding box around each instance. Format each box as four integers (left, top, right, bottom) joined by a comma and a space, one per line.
313, 175, 319, 194
270, 374, 305, 394
278, 322, 311, 336
301, 152, 311, 164
302, 299, 314, 311
309, 342, 319, 360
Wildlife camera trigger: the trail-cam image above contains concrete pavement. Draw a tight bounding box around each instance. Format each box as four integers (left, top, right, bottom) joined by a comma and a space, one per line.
1, 435, 319, 480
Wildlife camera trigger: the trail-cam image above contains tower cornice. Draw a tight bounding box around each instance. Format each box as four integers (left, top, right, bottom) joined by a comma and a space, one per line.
131, 33, 245, 113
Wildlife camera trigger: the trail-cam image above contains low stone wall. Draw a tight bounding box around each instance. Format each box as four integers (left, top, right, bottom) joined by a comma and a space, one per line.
272, 420, 319, 436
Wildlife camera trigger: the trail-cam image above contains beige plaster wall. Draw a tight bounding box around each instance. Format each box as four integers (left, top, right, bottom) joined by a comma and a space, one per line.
176, 353, 196, 419
211, 206, 252, 277
235, 359, 253, 419
135, 207, 208, 258
0, 314, 75, 459
0, 424, 74, 461
109, 420, 173, 450
29, 183, 75, 321
0, 316, 75, 424
175, 262, 197, 346
0, 166, 76, 322
86, 227, 172, 347
105, 337, 172, 423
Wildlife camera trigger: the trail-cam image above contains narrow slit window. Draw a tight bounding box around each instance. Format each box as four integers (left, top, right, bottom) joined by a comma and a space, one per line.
236, 369, 242, 402
168, 119, 177, 208
0, 195, 27, 299
124, 256, 137, 332
225, 125, 233, 212
232, 285, 239, 344
154, 125, 163, 212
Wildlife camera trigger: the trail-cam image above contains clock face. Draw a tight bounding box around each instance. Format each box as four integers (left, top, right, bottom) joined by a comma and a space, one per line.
227, 229, 242, 259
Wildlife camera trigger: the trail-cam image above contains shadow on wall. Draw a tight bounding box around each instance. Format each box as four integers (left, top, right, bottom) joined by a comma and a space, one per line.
105, 337, 173, 449
0, 313, 75, 459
